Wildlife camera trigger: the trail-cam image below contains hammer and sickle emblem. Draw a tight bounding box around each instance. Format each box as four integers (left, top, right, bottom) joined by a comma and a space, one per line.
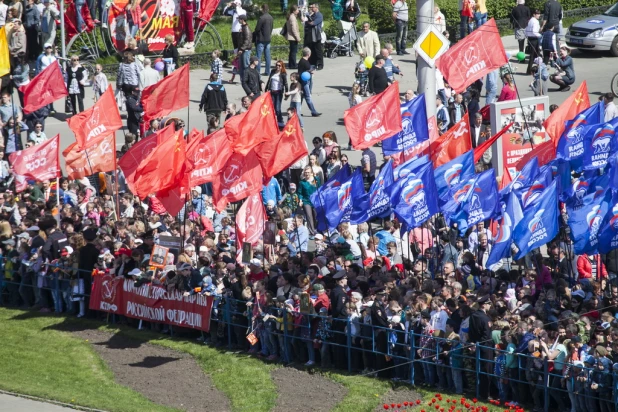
261, 104, 270, 117
284, 125, 295, 136
574, 92, 583, 105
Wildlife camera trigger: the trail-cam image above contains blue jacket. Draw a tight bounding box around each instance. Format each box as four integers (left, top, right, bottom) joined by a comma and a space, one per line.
375, 230, 395, 256
383, 58, 400, 81
262, 177, 282, 205
289, 225, 309, 252
192, 195, 209, 216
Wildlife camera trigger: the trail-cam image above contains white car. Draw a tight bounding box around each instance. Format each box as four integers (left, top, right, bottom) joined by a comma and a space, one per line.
565, 3, 618, 56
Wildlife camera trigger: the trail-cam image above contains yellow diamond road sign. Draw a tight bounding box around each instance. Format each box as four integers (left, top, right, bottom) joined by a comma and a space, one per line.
413, 26, 449, 68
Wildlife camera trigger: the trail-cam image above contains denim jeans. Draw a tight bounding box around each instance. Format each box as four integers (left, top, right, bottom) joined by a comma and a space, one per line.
280, 0, 288, 12
485, 70, 497, 105
240, 50, 251, 81
460, 15, 472, 39
474, 13, 487, 29
288, 41, 298, 69
395, 19, 408, 53
76, 0, 85, 32
277, 333, 293, 363
452, 368, 463, 394
271, 90, 284, 125
306, 340, 315, 362
301, 82, 318, 115
290, 101, 303, 127
256, 42, 271, 75
437, 364, 453, 390
422, 362, 436, 386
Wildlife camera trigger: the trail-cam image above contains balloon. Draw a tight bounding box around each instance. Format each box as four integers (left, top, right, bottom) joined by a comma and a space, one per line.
516, 51, 526, 62
364, 56, 375, 69
300, 71, 311, 82
154, 61, 164, 72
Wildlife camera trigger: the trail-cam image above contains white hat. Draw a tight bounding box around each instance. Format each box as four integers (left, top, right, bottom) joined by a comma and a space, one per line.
266, 199, 275, 207
199, 246, 208, 252
149, 222, 162, 229
16, 232, 30, 239
314, 234, 324, 240
128, 268, 142, 277
249, 258, 262, 267
192, 186, 202, 194
26, 225, 40, 231
134, 238, 144, 245
44, 43, 52, 48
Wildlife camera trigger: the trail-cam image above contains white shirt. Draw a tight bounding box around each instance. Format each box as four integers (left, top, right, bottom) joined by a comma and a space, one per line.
39, 54, 57, 73
525, 16, 541, 38
605, 102, 618, 122
0, 4, 8, 26
231, 7, 246, 33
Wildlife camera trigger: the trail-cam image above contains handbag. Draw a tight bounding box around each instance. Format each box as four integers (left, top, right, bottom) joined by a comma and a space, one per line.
515, 28, 526, 41
280, 22, 288, 37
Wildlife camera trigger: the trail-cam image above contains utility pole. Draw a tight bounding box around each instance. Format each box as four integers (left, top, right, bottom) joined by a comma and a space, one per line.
416, 0, 436, 118
60, 0, 66, 62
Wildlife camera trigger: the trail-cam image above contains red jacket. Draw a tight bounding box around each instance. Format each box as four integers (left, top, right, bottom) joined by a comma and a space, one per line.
577, 254, 608, 280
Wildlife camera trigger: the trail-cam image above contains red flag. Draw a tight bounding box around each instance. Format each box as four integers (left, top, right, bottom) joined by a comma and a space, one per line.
435, 19, 508, 92
63, 134, 117, 180
156, 189, 187, 216
212, 150, 263, 212
67, 86, 122, 151
133, 130, 187, 199
225, 92, 279, 155
544, 81, 590, 144
344, 82, 402, 150
499, 163, 512, 191
19, 63, 68, 114
186, 127, 233, 187
429, 113, 472, 167
515, 140, 556, 171
64, 0, 95, 40
473, 122, 514, 163
236, 193, 266, 252
256, 113, 308, 179
198, 0, 218, 21
117, 124, 175, 193
9, 134, 60, 182
141, 64, 190, 123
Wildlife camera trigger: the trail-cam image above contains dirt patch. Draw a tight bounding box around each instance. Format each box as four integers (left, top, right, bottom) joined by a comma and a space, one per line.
73, 329, 231, 412
375, 389, 422, 412
270, 368, 347, 412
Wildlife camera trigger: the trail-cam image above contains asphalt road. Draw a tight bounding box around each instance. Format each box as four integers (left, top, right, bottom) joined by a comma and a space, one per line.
38, 34, 617, 170
0, 394, 77, 411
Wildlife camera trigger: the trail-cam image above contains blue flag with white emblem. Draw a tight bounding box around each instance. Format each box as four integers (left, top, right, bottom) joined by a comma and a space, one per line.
547, 158, 571, 202
311, 163, 352, 231
351, 160, 394, 224
568, 189, 611, 255
513, 180, 558, 259
393, 154, 430, 180
564, 173, 610, 211
501, 157, 540, 196
516, 164, 553, 210
486, 190, 523, 269
597, 191, 618, 254
320, 167, 363, 229
556, 102, 604, 171
434, 150, 475, 202
387, 162, 438, 229
382, 94, 429, 156
583, 120, 618, 171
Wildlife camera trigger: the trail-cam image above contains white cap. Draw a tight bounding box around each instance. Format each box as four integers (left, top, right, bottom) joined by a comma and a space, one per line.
128, 268, 142, 277
192, 186, 202, 194
249, 258, 261, 267
134, 239, 144, 245
148, 222, 162, 229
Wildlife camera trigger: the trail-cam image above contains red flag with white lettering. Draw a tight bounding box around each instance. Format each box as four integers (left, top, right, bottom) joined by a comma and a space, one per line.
235, 193, 266, 261
435, 19, 508, 93
67, 86, 123, 151
186, 127, 233, 187
212, 150, 263, 212
429, 113, 472, 168
141, 64, 190, 123
117, 124, 175, 193
63, 133, 117, 180
344, 82, 402, 150
9, 134, 60, 182
225, 92, 279, 155
19, 63, 68, 114
256, 113, 308, 180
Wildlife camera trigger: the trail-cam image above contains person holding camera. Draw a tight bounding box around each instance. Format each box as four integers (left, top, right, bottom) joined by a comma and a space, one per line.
223, 0, 246, 50
303, 3, 324, 70
549, 45, 575, 92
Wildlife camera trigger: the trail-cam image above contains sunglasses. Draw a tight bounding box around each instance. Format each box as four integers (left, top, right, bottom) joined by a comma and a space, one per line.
71, 59, 79, 62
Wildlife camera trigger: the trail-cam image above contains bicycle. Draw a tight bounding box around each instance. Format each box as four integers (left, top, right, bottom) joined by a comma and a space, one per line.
612, 72, 618, 98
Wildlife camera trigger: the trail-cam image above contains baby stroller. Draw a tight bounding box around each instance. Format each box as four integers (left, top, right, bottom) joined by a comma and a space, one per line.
325, 20, 357, 58
354, 60, 369, 96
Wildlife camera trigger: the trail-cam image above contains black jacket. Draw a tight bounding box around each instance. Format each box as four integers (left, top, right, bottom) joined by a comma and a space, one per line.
368, 66, 388, 94
239, 24, 253, 51
329, 284, 348, 319
543, 0, 563, 27
265, 70, 288, 93
254, 12, 274, 43
162, 44, 179, 67
242, 67, 263, 96
468, 309, 492, 344
510, 5, 531, 30
200, 82, 228, 112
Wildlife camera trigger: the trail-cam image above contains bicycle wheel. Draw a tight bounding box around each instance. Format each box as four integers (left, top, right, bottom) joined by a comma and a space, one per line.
612, 72, 618, 98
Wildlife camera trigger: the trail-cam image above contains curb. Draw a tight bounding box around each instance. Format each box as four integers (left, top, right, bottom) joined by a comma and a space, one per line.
0, 389, 108, 412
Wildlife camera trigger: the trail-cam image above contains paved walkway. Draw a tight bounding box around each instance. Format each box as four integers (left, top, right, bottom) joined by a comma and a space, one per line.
0, 394, 78, 412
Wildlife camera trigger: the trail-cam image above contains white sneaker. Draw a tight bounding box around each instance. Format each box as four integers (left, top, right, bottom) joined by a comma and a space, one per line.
184, 42, 194, 49
305, 360, 315, 366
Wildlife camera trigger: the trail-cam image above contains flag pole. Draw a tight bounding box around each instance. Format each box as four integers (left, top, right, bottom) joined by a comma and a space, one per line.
181, 193, 188, 253
508, 74, 535, 150
56, 177, 60, 207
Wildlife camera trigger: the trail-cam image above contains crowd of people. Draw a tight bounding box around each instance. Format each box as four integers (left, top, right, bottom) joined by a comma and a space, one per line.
1, 1, 618, 412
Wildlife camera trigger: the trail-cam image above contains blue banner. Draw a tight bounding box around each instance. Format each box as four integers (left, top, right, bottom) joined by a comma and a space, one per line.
351, 160, 394, 224
382, 94, 429, 156
556, 102, 604, 170
486, 190, 523, 269
321, 167, 364, 229
583, 121, 618, 171
508, 157, 539, 193
434, 151, 475, 201
568, 189, 611, 255
311, 163, 352, 231
388, 162, 439, 229
393, 154, 430, 180
598, 191, 618, 254
513, 180, 558, 259
516, 165, 553, 210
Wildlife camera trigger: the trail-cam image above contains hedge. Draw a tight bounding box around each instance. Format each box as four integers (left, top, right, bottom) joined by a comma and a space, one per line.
365, 0, 614, 34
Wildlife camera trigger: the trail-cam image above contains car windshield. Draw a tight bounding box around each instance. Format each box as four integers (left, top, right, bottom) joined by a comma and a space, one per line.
604, 3, 618, 17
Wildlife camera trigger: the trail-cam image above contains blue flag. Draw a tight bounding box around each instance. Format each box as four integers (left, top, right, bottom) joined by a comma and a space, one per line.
321, 167, 363, 229
486, 190, 523, 269
564, 173, 610, 211
382, 94, 429, 156
311, 164, 352, 231
388, 162, 439, 229
513, 180, 558, 259
441, 169, 500, 232
568, 189, 611, 255
351, 160, 394, 224
434, 151, 475, 201
597, 191, 618, 254
393, 154, 430, 180
556, 102, 604, 170
548, 158, 571, 202
502, 157, 540, 197
517, 165, 553, 210
583, 121, 617, 171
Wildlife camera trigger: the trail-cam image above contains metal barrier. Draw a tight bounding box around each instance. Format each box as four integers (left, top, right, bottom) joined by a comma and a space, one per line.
4, 268, 618, 412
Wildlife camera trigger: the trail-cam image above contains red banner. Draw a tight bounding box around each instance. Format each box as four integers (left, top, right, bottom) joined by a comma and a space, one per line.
89, 275, 214, 332
435, 19, 508, 93
141, 64, 190, 123
68, 86, 123, 151
9, 134, 60, 182
225, 92, 279, 156
186, 127, 232, 187
515, 139, 556, 171
344, 82, 402, 150
544, 81, 590, 143
429, 113, 472, 167
20, 63, 68, 114
212, 150, 263, 212
64, 134, 117, 180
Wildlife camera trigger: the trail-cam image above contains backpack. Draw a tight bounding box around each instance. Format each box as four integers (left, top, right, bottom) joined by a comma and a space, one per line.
539, 63, 549, 81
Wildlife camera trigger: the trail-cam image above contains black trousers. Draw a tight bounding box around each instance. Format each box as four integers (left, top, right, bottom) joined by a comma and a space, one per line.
69, 93, 84, 115
308, 41, 323, 69
232, 32, 240, 50
527, 37, 541, 74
